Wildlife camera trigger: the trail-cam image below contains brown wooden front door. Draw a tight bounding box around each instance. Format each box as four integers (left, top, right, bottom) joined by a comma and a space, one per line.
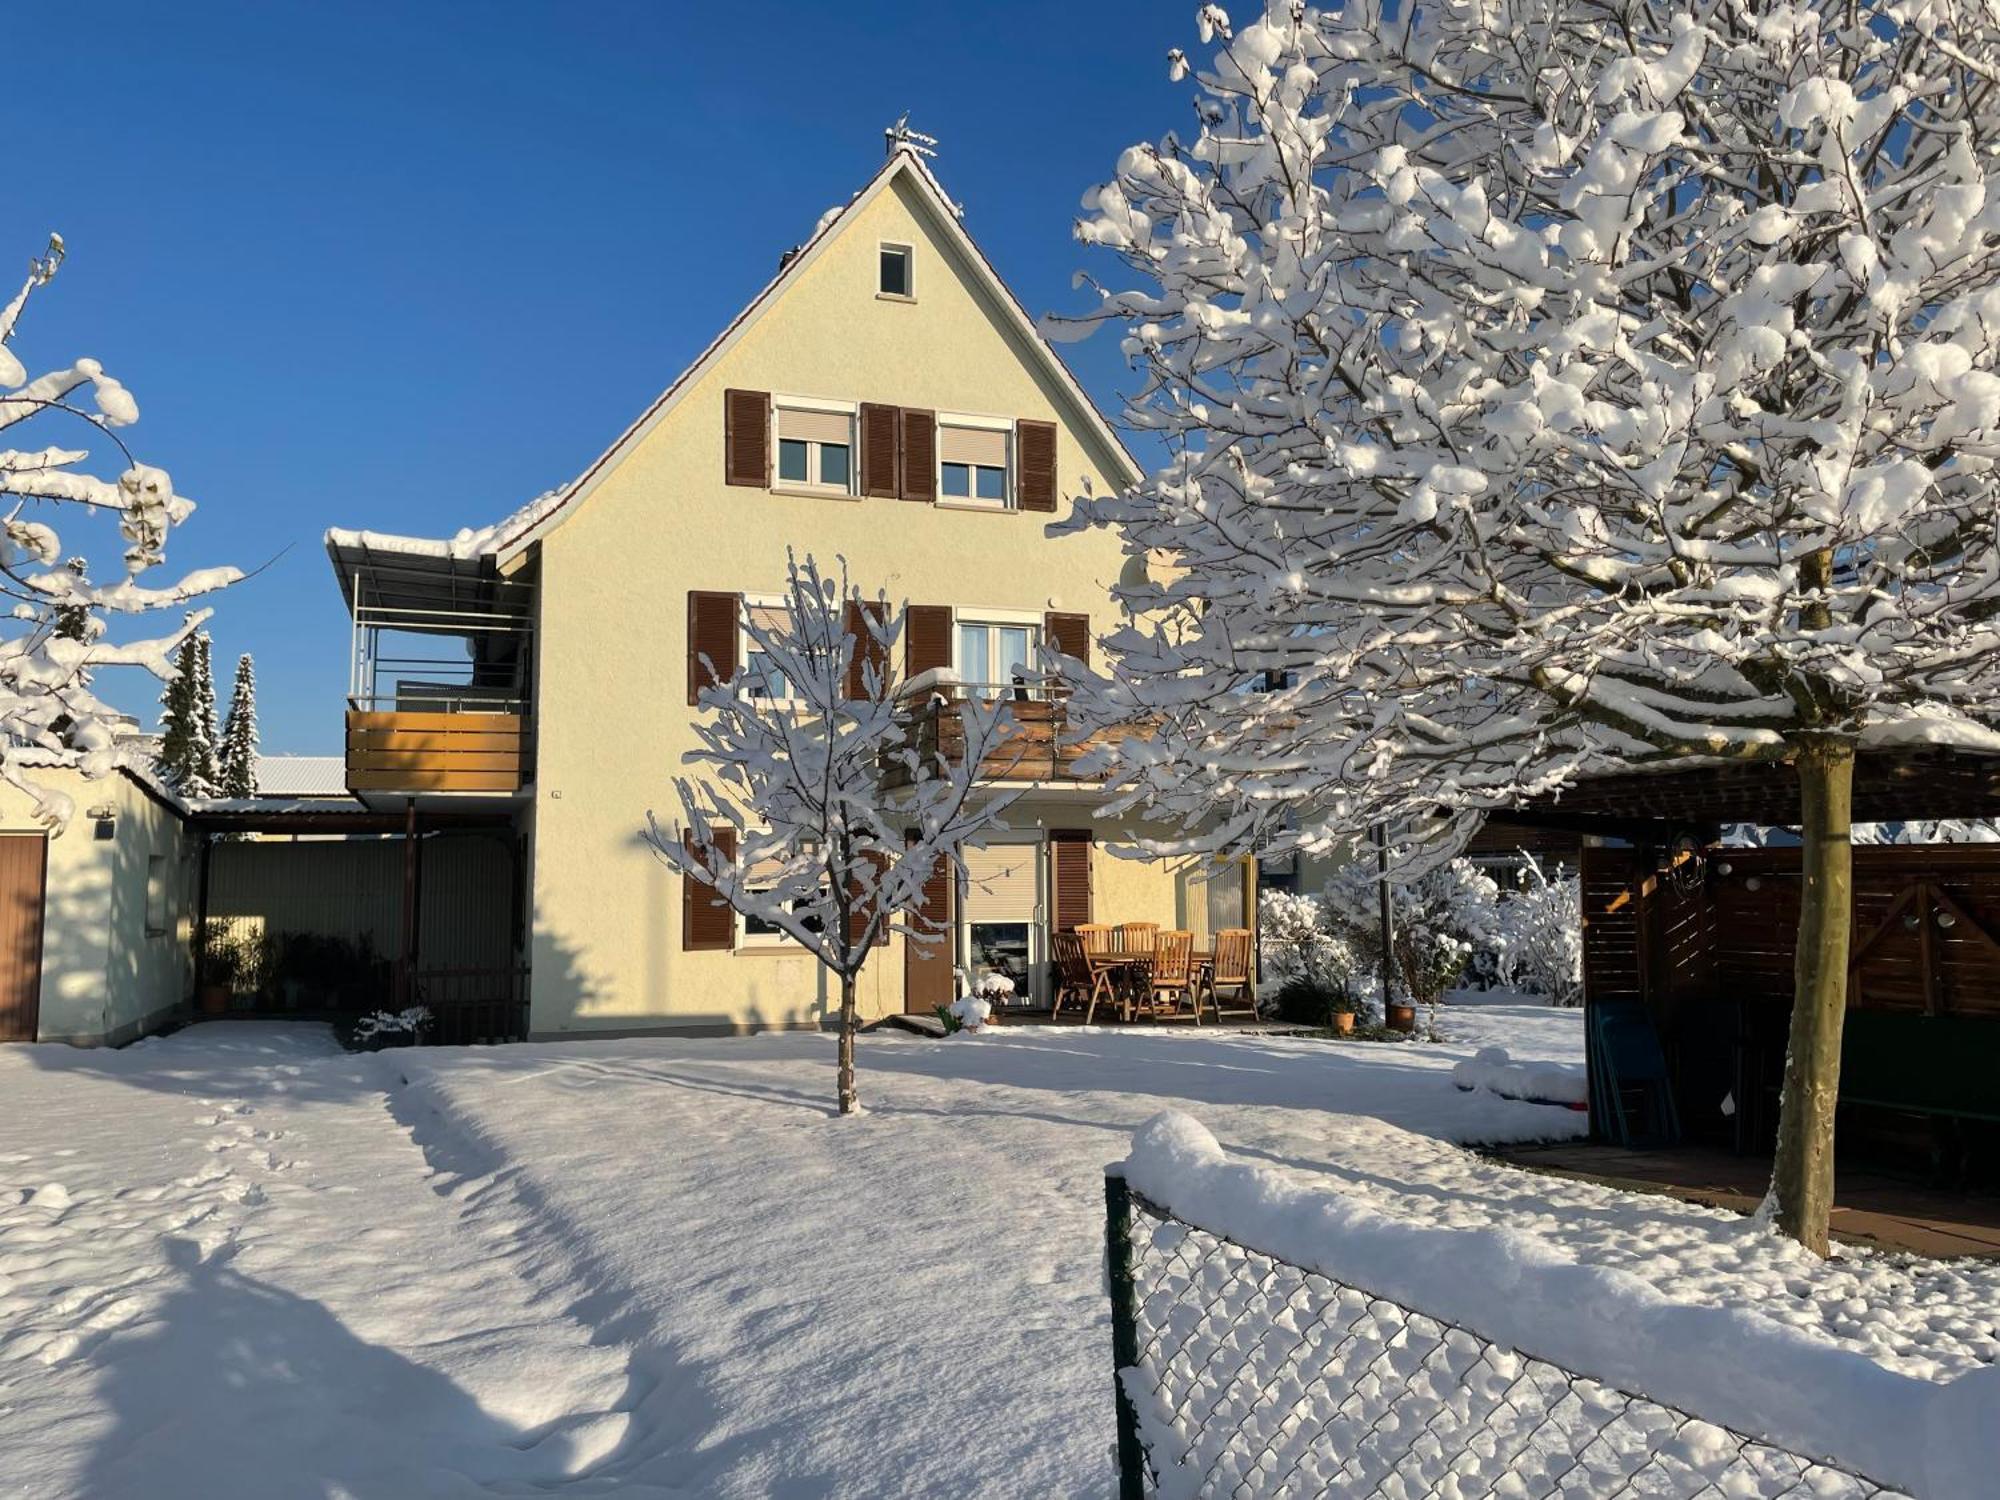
0, 835, 46, 1042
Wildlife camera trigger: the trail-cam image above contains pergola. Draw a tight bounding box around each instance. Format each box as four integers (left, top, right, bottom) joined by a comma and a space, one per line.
1493, 746, 2000, 1162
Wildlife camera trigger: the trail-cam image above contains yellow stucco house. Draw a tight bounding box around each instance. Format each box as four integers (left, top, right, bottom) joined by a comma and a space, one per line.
324, 148, 1252, 1038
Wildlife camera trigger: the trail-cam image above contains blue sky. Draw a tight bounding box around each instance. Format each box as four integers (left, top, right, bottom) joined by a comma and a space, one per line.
12, 0, 1186, 753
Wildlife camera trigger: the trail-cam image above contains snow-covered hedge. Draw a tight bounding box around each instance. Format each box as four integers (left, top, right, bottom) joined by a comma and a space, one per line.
1450, 1046, 1587, 1107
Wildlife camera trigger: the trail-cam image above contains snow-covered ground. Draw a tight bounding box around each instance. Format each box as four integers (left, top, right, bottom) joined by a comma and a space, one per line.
1, 1003, 1995, 1497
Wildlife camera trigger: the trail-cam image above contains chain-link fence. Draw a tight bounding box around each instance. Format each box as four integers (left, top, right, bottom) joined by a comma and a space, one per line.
1103, 1171, 1913, 1500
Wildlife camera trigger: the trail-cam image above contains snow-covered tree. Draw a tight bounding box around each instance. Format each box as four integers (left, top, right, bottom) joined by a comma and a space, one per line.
156, 630, 219, 796
218, 651, 257, 798
1258, 887, 1369, 1021
1493, 857, 1584, 1007
3, 235, 235, 823
1325, 859, 1499, 1008
1057, 0, 2000, 1255
645, 553, 1021, 1116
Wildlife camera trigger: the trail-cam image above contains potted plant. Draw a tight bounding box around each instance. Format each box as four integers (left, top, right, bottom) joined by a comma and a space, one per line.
1327, 991, 1359, 1036
194, 920, 238, 1016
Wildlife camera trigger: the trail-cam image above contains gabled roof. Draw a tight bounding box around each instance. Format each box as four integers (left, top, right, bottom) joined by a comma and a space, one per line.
480, 147, 1140, 566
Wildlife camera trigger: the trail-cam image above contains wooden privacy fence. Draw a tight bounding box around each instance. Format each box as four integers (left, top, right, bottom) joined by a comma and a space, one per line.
1580, 843, 2000, 1150
1582, 844, 2000, 1023
346, 710, 529, 794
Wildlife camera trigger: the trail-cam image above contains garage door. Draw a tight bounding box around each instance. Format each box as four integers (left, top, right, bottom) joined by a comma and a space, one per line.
0, 835, 46, 1042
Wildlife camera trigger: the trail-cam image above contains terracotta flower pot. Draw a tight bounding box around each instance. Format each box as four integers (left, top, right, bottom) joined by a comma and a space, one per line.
1386, 1002, 1417, 1033
199, 984, 229, 1017
1331, 1011, 1355, 1036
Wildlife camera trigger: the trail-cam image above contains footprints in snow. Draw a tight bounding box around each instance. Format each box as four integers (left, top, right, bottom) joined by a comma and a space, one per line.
0, 1096, 301, 1372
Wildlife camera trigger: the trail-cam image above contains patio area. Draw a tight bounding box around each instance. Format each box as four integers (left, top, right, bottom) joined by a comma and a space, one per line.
1497, 1140, 2000, 1258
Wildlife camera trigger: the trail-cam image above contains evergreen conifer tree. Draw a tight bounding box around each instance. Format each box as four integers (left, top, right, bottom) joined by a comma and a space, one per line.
218, 653, 258, 798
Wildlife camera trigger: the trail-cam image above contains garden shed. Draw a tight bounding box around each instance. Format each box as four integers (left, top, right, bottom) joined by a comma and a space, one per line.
1507, 747, 2000, 1190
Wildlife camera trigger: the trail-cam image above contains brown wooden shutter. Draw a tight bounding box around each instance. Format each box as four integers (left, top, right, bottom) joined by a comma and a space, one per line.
903, 848, 955, 1014
905, 605, 953, 680
687, 590, 741, 705
847, 849, 891, 949
860, 403, 902, 498
724, 389, 771, 487
1017, 419, 1057, 512
681, 826, 737, 951
1050, 829, 1093, 932
844, 598, 889, 700
1044, 611, 1090, 669
900, 410, 936, 502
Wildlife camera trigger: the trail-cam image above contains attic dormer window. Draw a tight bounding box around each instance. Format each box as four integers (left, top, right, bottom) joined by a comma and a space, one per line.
879, 244, 913, 299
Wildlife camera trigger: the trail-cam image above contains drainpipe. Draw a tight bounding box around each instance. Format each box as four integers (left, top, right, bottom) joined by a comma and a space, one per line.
1373, 823, 1395, 1005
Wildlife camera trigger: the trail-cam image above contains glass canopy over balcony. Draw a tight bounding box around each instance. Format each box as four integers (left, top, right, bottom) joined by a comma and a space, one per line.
327, 535, 535, 801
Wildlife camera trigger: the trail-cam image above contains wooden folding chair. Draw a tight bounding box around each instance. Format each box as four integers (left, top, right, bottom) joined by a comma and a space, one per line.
1146, 929, 1199, 1023
1203, 928, 1258, 1023
1113, 921, 1158, 956
1076, 923, 1112, 955
1052, 930, 1121, 1024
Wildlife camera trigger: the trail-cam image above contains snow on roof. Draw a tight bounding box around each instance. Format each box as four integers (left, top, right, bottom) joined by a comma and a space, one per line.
252, 755, 350, 798
322, 148, 1138, 573
188, 796, 366, 817
4, 746, 192, 818
322, 484, 571, 567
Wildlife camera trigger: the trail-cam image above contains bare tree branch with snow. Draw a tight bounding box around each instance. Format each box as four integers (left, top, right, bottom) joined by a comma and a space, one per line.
1, 235, 238, 825
645, 552, 1020, 1116
1057, 1, 2000, 1253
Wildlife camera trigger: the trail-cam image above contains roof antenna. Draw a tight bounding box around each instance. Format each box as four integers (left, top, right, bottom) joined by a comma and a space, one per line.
884, 114, 938, 161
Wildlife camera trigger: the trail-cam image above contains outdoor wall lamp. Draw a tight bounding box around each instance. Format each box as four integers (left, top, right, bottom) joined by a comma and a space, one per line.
1937, 910, 1958, 930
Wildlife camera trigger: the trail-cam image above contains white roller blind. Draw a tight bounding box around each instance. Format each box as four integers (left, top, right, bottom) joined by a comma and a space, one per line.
1207, 864, 1245, 934
778, 407, 854, 445
963, 843, 1038, 922
940, 424, 1009, 467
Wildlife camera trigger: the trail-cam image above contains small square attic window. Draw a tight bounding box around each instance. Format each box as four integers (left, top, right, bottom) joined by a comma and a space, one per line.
879, 244, 912, 298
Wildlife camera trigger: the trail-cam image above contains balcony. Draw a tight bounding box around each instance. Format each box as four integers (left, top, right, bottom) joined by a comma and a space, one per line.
891, 675, 1144, 785
329, 536, 535, 804
346, 707, 530, 794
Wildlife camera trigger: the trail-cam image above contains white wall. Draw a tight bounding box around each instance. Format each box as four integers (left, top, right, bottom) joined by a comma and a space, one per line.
0, 766, 195, 1045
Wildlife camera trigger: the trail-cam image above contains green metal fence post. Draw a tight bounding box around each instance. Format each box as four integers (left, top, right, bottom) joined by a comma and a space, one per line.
1104, 1166, 1147, 1500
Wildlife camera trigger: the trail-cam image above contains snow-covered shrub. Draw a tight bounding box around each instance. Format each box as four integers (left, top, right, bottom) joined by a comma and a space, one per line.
1324, 860, 1499, 1007
1258, 890, 1371, 1025
1257, 891, 1346, 989
1492, 858, 1583, 1007
947, 993, 993, 1033
353, 1007, 431, 1048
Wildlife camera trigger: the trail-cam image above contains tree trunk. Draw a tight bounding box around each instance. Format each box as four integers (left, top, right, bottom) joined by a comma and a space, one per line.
1768, 738, 1855, 1257
837, 971, 859, 1116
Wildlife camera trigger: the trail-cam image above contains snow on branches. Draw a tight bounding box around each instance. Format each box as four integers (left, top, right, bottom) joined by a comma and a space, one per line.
645, 552, 1020, 1114
1, 236, 237, 825
1056, 0, 2000, 864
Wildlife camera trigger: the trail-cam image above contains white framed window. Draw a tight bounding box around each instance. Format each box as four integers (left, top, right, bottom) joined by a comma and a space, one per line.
742, 597, 798, 702
937, 420, 1011, 507
955, 614, 1040, 698
739, 840, 826, 947
774, 403, 855, 495
879, 242, 913, 299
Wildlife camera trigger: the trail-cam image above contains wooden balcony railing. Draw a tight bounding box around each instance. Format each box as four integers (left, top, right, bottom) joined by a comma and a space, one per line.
891, 683, 1144, 785
346, 709, 530, 794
